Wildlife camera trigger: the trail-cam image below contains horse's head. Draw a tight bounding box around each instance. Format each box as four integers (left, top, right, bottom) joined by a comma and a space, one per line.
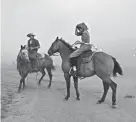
18, 45, 29, 61
48, 37, 74, 56
48, 37, 61, 56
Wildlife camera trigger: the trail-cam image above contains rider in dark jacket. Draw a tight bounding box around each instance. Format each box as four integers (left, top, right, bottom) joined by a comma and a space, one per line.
27, 33, 40, 70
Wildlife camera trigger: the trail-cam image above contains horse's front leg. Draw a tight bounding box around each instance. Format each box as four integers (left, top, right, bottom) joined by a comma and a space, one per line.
23, 74, 28, 89
47, 68, 52, 88
18, 78, 23, 93
73, 76, 80, 100
64, 73, 71, 100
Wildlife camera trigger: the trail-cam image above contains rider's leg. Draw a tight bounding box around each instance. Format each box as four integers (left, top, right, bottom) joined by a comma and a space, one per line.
28, 50, 38, 70
69, 48, 82, 75
70, 57, 77, 70
69, 57, 78, 77
72, 57, 77, 71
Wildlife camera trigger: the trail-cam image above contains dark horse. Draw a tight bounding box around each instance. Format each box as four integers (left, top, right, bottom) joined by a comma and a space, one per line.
48, 37, 123, 108
17, 45, 55, 92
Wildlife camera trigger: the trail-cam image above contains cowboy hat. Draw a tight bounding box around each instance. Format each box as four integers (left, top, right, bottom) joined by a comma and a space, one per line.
27, 33, 36, 37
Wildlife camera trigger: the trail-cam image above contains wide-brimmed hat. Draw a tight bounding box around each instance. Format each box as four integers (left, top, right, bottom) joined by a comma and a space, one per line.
76, 22, 88, 31
27, 33, 36, 37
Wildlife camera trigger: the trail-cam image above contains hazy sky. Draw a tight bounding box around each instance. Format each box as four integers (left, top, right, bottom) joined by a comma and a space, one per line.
1, 0, 136, 66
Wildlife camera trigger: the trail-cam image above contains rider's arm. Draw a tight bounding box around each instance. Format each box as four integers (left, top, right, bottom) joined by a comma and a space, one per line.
35, 39, 40, 47
31, 46, 40, 50
31, 39, 40, 50
75, 41, 85, 45
81, 31, 90, 43
75, 27, 82, 36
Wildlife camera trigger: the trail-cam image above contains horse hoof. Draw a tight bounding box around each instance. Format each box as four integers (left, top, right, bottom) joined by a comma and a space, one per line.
112, 104, 118, 109
64, 97, 69, 101
47, 86, 51, 89
76, 97, 80, 101
97, 100, 103, 104
38, 83, 41, 86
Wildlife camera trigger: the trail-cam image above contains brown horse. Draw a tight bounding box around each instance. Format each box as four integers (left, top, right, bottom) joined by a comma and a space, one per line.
17, 45, 55, 92
48, 37, 123, 108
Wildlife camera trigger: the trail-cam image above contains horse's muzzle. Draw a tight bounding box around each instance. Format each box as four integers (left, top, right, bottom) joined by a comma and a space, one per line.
48, 50, 52, 56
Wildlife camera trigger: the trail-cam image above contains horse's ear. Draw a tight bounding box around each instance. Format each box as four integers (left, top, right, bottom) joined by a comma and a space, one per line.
21, 45, 23, 49
56, 36, 58, 40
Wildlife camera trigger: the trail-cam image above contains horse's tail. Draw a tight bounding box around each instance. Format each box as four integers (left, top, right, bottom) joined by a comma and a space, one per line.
112, 57, 123, 77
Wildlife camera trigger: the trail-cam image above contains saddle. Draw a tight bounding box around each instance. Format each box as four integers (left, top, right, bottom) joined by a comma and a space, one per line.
29, 52, 45, 72
70, 49, 93, 68
76, 50, 94, 69
79, 50, 93, 63
36, 53, 45, 59
69, 50, 95, 79
70, 46, 102, 78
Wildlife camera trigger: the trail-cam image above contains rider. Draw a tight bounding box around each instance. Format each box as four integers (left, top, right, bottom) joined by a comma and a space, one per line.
27, 33, 40, 70
69, 22, 92, 75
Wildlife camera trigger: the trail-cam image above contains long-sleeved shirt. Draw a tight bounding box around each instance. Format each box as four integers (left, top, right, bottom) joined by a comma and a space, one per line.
27, 38, 40, 50
81, 30, 90, 43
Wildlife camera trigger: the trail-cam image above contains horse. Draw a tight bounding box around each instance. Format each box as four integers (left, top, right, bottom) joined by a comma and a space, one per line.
48, 37, 123, 108
17, 45, 55, 92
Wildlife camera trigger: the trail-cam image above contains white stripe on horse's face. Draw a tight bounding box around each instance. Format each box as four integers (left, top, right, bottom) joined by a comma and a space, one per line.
21, 49, 29, 61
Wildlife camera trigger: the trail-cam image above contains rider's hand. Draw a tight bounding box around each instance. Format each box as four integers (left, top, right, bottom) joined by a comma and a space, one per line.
30, 47, 34, 50
74, 40, 80, 45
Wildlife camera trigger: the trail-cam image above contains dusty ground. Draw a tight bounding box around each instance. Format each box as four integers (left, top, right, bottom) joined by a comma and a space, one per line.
1, 64, 136, 122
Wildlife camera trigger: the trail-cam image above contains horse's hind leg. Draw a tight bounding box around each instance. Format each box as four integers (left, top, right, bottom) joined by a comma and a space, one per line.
38, 69, 46, 85
97, 81, 109, 104
99, 78, 117, 108
109, 80, 117, 108
73, 76, 80, 100
47, 68, 52, 88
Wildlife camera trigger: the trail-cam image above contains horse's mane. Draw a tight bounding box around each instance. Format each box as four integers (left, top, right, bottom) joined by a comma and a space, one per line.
59, 38, 74, 51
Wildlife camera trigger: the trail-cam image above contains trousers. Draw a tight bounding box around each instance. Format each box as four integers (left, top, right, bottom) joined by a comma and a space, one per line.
70, 44, 92, 58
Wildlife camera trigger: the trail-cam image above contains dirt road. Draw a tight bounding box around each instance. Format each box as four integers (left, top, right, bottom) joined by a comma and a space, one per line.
2, 65, 136, 122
